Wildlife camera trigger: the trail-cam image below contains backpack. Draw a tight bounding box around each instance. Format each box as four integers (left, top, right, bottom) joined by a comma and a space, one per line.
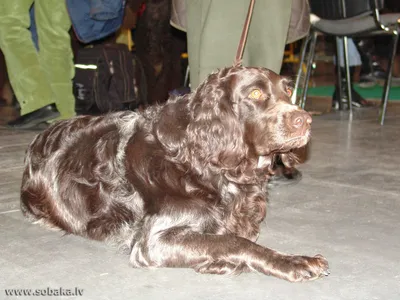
73, 43, 147, 115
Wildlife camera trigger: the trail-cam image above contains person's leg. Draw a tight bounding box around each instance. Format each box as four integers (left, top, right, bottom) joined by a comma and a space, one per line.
243, 0, 291, 73
333, 38, 369, 108
335, 37, 361, 69
186, 0, 291, 89
0, 0, 53, 115
35, 0, 75, 119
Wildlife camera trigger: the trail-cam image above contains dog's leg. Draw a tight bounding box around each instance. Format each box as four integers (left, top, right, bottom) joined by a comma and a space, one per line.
129, 216, 329, 282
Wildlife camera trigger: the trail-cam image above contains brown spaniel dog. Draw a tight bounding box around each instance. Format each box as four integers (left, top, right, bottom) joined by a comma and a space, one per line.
20, 66, 329, 282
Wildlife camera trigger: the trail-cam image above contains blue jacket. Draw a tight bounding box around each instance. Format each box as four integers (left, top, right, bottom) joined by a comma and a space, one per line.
29, 0, 125, 46
66, 0, 125, 43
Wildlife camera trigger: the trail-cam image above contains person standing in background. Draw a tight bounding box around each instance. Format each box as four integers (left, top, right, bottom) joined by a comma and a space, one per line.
0, 1, 75, 129
184, 0, 306, 88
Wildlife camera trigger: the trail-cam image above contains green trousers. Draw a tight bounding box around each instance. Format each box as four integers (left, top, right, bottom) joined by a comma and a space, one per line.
186, 0, 292, 88
0, 0, 75, 119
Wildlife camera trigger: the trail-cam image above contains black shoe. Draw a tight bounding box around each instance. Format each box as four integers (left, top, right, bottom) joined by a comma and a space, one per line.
351, 88, 373, 107
332, 66, 373, 109
267, 166, 302, 189
7, 103, 60, 129
332, 87, 372, 109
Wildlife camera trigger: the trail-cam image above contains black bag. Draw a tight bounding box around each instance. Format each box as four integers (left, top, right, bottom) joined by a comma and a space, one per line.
73, 43, 147, 114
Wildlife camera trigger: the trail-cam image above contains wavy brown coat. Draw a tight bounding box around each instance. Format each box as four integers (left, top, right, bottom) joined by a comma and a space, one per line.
20, 66, 329, 282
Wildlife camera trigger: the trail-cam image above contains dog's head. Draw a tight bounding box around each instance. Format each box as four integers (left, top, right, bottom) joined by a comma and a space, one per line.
159, 66, 312, 182
232, 67, 312, 156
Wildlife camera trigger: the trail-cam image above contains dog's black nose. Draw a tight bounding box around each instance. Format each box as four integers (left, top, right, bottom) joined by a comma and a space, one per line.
291, 110, 312, 129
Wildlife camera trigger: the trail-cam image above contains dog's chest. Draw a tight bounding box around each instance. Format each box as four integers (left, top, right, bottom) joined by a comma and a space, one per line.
219, 184, 267, 241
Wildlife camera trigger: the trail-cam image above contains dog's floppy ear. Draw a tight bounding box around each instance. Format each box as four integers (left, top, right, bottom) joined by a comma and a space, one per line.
154, 95, 191, 158
186, 69, 247, 171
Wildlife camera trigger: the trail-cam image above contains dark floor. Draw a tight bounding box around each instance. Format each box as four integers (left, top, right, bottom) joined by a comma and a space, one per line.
1, 104, 400, 299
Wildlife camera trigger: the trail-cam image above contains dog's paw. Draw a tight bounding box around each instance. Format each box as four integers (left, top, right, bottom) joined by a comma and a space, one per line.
275, 254, 330, 282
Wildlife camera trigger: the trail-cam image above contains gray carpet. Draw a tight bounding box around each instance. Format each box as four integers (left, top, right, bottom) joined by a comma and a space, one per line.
1, 106, 400, 300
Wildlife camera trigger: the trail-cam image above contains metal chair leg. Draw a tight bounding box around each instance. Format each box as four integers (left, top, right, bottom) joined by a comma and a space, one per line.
184, 65, 190, 88
335, 37, 344, 110
343, 36, 353, 117
300, 31, 317, 109
380, 27, 399, 125
292, 35, 312, 105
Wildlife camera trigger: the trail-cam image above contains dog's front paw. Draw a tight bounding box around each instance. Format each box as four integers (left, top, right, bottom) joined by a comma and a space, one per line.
274, 254, 330, 282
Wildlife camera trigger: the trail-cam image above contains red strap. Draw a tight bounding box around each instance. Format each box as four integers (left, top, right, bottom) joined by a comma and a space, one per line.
234, 0, 256, 66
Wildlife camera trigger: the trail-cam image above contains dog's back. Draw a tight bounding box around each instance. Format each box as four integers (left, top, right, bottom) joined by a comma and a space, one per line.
20, 112, 144, 243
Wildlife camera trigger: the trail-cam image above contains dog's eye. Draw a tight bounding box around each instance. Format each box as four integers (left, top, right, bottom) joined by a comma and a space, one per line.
287, 88, 293, 97
249, 89, 262, 100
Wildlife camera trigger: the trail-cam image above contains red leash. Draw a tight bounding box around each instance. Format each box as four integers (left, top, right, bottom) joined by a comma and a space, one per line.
234, 0, 256, 66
